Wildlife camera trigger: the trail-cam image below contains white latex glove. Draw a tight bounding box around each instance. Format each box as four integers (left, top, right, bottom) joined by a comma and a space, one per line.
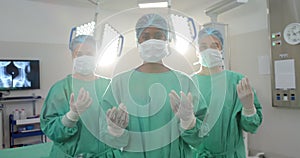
106, 103, 129, 137
66, 88, 92, 121
169, 90, 196, 130
237, 77, 256, 115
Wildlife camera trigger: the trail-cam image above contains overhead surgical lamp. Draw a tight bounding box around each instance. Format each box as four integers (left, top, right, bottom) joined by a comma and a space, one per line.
69, 0, 100, 47
205, 0, 248, 22
138, 0, 170, 8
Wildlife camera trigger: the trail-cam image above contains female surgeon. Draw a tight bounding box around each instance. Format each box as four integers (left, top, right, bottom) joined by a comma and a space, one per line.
103, 13, 207, 158
40, 35, 126, 158
192, 27, 263, 158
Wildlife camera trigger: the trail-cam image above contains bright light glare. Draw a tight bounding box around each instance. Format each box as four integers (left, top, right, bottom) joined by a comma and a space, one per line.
138, 2, 168, 8
97, 40, 119, 66
174, 36, 189, 54
75, 21, 95, 36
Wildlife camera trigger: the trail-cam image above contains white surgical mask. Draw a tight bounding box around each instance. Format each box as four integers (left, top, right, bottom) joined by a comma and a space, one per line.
138, 39, 169, 63
199, 48, 223, 68
73, 55, 96, 75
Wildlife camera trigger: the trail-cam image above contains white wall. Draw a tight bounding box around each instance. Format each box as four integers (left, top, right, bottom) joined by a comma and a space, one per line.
0, 0, 90, 148
218, 0, 300, 157
0, 41, 72, 147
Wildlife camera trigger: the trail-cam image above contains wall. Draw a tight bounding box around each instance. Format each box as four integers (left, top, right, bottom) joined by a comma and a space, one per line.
220, 0, 300, 157
0, 41, 72, 147
230, 28, 300, 158
0, 0, 94, 148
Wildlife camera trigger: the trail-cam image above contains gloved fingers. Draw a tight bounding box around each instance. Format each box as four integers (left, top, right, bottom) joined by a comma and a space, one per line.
109, 107, 117, 122
170, 90, 180, 101
239, 79, 245, 90
180, 91, 187, 107
116, 103, 128, 127
106, 108, 112, 118
77, 88, 85, 101
69, 93, 75, 105
244, 78, 253, 94
180, 91, 192, 109
119, 110, 129, 128
81, 90, 89, 103
85, 97, 93, 108
236, 81, 243, 96
187, 92, 193, 102
169, 91, 180, 107
119, 103, 127, 113
124, 112, 129, 127
79, 89, 90, 104
169, 93, 179, 114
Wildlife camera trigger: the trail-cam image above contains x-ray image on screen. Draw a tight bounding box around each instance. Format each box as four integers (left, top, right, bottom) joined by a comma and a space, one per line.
11, 61, 31, 87
0, 61, 12, 88
0, 60, 40, 90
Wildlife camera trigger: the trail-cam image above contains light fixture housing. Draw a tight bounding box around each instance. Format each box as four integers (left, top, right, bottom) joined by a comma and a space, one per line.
69, 21, 96, 50
205, 0, 248, 22
138, 0, 170, 8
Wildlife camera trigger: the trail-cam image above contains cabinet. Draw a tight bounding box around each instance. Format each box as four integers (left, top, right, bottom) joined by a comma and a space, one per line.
0, 95, 46, 148
9, 115, 46, 147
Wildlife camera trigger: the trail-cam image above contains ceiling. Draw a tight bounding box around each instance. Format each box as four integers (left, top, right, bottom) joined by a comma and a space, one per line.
27, 0, 214, 11
26, 0, 216, 20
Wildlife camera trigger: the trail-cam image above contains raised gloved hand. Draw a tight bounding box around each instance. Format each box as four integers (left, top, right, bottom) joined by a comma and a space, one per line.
106, 103, 129, 137
66, 88, 93, 121
169, 90, 196, 130
237, 77, 256, 115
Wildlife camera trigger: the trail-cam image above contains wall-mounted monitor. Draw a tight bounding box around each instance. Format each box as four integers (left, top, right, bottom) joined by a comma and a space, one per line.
0, 59, 40, 91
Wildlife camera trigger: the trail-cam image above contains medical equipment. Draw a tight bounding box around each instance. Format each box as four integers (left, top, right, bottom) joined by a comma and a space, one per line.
268, 0, 300, 108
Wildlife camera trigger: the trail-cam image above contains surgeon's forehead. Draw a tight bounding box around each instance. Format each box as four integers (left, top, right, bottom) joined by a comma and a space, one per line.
200, 36, 220, 44
74, 43, 96, 55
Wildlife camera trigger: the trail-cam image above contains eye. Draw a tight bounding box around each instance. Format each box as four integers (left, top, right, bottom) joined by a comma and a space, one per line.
77, 51, 95, 56
141, 34, 151, 42
210, 43, 219, 49
199, 45, 208, 51
154, 32, 164, 40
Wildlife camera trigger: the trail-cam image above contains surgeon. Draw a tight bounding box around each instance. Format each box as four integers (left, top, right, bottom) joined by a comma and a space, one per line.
103, 13, 207, 158
192, 27, 263, 158
40, 35, 127, 158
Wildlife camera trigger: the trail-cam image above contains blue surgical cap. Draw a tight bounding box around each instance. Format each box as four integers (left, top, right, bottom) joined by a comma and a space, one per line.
198, 27, 224, 48
135, 13, 169, 40
69, 35, 96, 53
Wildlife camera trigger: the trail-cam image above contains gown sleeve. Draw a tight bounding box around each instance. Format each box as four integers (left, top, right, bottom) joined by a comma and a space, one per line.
178, 73, 208, 148
40, 78, 79, 143
240, 89, 263, 133
235, 73, 263, 134
101, 80, 130, 149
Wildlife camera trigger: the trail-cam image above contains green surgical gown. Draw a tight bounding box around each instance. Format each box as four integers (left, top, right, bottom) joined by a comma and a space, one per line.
40, 75, 125, 158
103, 69, 207, 158
192, 70, 263, 158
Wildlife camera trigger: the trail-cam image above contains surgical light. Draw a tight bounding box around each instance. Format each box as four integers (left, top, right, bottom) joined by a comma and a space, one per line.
69, 21, 96, 49
75, 21, 96, 37
138, 0, 169, 8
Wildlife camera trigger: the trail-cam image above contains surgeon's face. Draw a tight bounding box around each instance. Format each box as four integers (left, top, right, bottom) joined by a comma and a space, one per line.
199, 35, 222, 52
72, 43, 96, 59
138, 27, 166, 44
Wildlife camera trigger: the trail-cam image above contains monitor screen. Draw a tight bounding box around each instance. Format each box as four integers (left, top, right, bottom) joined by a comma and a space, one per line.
0, 60, 40, 91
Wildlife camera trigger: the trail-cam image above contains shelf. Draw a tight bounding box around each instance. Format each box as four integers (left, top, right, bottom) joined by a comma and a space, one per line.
11, 130, 44, 138
0, 96, 42, 103
15, 118, 40, 125
9, 113, 46, 148
20, 129, 41, 133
